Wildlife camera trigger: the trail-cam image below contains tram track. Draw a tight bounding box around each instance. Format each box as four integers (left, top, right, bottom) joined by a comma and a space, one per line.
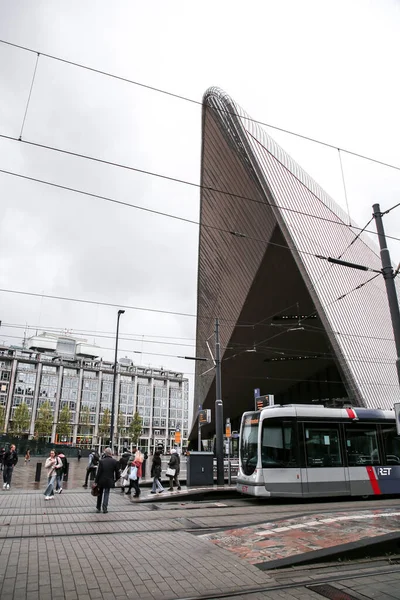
2, 496, 399, 521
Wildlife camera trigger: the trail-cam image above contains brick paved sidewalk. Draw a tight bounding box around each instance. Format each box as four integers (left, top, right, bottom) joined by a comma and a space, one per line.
0, 487, 273, 600
2, 480, 400, 600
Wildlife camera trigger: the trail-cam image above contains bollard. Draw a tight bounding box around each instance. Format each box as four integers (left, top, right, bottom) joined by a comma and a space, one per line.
35, 462, 42, 482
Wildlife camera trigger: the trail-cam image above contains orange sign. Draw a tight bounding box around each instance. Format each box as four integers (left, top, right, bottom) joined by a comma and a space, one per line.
175, 430, 181, 444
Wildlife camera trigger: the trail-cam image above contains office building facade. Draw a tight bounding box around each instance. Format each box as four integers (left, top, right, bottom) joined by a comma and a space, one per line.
0, 333, 189, 451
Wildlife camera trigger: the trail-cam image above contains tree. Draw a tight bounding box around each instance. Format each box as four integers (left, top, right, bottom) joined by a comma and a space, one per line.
98, 407, 111, 439
35, 400, 53, 438
117, 413, 126, 438
79, 405, 91, 435
128, 411, 142, 445
57, 405, 72, 439
0, 405, 5, 433
11, 402, 30, 435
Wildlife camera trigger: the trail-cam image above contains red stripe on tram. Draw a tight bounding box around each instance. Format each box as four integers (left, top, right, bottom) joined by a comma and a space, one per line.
346, 408, 357, 419
366, 466, 381, 495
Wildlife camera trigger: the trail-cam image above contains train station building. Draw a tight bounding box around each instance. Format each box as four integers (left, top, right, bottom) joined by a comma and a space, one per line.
194, 88, 399, 438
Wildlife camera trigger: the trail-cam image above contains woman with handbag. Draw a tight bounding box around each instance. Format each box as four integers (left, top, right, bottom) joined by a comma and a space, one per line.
44, 450, 62, 500
125, 446, 143, 497
150, 450, 164, 494
167, 449, 181, 491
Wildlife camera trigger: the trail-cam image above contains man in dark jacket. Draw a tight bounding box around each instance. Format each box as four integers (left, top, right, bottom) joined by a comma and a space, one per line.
3, 444, 18, 490
94, 447, 119, 513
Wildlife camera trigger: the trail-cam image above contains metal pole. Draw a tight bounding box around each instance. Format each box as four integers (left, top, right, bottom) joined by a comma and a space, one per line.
215, 318, 224, 485
198, 412, 201, 451
110, 309, 125, 452
373, 204, 400, 389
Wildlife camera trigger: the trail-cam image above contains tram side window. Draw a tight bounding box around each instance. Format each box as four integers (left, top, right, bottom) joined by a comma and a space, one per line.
304, 427, 342, 467
381, 427, 400, 465
345, 426, 380, 466
261, 420, 297, 467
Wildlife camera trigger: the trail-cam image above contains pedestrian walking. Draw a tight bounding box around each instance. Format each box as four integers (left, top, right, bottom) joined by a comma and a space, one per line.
77, 448, 82, 461
0, 447, 5, 471
44, 450, 62, 500
24, 448, 31, 464
55, 451, 68, 493
125, 446, 143, 498
167, 448, 181, 491
117, 448, 131, 494
3, 444, 18, 489
94, 447, 119, 513
83, 449, 99, 487
150, 450, 164, 494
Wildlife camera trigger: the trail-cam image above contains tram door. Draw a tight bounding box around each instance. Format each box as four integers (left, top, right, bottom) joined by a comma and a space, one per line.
303, 424, 350, 496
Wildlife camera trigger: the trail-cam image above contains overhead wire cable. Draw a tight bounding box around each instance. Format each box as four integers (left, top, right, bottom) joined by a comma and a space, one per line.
338, 148, 351, 225
1, 137, 399, 244
1, 37, 400, 175
19, 52, 39, 140
0, 323, 195, 348
1, 321, 196, 341
0, 165, 342, 258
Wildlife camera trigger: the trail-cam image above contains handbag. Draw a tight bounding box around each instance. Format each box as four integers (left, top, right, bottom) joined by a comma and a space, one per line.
121, 465, 129, 479
129, 466, 138, 481
166, 467, 176, 477
91, 483, 100, 497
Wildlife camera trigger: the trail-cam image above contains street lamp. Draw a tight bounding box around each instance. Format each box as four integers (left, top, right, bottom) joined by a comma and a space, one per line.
110, 309, 125, 453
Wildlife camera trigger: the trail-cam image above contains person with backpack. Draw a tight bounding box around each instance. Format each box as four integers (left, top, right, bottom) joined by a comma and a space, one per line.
55, 451, 68, 494
83, 449, 99, 488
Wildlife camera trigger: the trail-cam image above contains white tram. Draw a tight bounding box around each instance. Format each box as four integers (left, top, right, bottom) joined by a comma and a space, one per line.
237, 404, 400, 498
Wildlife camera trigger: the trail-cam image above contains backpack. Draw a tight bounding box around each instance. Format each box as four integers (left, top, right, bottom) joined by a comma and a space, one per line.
91, 453, 99, 466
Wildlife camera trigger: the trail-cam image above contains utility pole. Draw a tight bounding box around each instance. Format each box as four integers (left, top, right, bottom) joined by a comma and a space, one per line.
373, 204, 400, 388
110, 309, 125, 453
215, 318, 224, 486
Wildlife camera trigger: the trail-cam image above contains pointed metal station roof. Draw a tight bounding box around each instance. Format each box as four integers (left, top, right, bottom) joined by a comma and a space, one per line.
194, 88, 399, 436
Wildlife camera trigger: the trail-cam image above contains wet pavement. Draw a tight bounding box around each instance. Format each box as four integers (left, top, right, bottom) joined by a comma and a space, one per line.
2, 458, 400, 598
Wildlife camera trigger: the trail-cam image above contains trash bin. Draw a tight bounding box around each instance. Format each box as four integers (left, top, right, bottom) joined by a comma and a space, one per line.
186, 452, 214, 486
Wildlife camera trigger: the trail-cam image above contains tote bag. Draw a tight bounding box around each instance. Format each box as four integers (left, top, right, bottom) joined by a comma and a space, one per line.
121, 465, 129, 479
129, 466, 138, 481
166, 467, 176, 477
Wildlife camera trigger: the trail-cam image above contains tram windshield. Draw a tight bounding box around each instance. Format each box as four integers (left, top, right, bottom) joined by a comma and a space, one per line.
240, 413, 259, 475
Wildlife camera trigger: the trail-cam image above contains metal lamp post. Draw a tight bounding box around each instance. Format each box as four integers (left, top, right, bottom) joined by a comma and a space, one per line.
110, 309, 125, 453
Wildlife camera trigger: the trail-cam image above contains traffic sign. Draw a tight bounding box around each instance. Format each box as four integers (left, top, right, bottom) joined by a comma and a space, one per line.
199, 409, 211, 426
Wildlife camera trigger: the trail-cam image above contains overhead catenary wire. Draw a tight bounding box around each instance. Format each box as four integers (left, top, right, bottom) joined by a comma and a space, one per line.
1, 38, 400, 176
0, 322, 196, 348
3, 321, 394, 365
1, 135, 400, 245
1, 321, 196, 341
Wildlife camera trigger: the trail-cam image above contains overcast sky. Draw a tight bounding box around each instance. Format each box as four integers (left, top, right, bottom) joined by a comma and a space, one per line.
0, 0, 400, 415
